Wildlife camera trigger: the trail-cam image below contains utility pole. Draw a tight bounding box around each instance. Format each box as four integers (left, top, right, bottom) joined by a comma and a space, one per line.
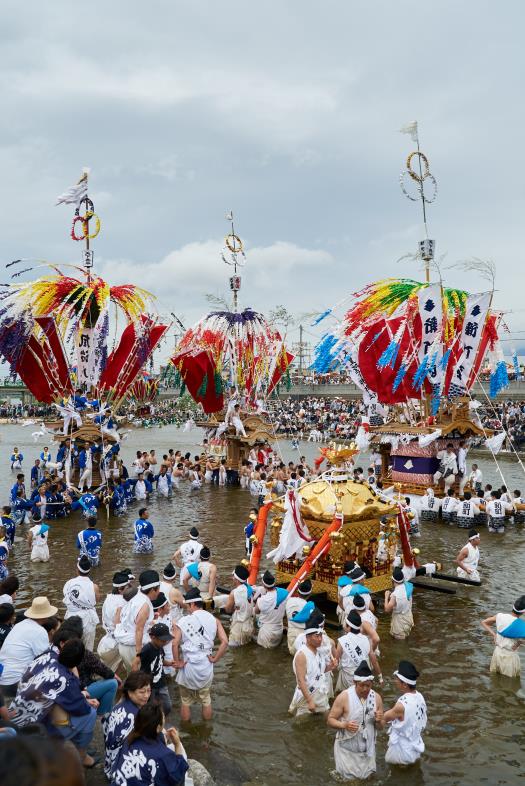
299, 324, 304, 374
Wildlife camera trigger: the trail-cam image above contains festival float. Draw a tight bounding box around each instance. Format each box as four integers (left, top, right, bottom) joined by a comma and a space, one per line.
310, 123, 513, 495
0, 169, 169, 486
170, 214, 293, 482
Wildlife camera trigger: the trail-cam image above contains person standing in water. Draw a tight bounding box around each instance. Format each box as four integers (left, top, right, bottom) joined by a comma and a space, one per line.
328, 660, 384, 780
456, 529, 481, 582
383, 660, 427, 766
481, 595, 525, 678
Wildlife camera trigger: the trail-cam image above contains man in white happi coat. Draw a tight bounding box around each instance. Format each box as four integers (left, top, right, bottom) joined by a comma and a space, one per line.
172, 527, 203, 585
181, 546, 217, 601
289, 609, 337, 716
159, 562, 185, 627
338, 565, 374, 627
335, 610, 381, 692
384, 567, 414, 640
63, 555, 101, 650
255, 570, 286, 649
222, 564, 255, 647
173, 587, 228, 722
286, 579, 313, 655
328, 661, 384, 780
97, 570, 131, 670
433, 443, 458, 490
383, 660, 427, 765
114, 570, 160, 672
456, 529, 481, 582
481, 595, 525, 678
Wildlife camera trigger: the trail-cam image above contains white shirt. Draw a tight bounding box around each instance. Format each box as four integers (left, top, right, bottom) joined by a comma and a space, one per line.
486, 499, 512, 519
0, 619, 50, 685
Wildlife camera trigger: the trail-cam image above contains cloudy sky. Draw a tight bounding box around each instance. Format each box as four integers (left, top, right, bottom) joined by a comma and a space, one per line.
2, 1, 525, 363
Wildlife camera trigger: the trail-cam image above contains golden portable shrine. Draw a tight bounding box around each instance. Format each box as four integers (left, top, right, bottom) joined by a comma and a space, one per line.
248, 445, 414, 601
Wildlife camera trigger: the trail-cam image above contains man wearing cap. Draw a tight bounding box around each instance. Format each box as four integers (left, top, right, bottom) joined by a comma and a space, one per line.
286, 579, 313, 655
114, 569, 160, 672
384, 567, 414, 640
456, 529, 481, 582
181, 546, 217, 601
172, 527, 203, 584
97, 571, 131, 670
328, 660, 384, 779
222, 564, 255, 647
481, 595, 525, 677
383, 660, 427, 765
351, 594, 380, 654
289, 608, 337, 716
63, 556, 101, 650
338, 566, 374, 626
255, 570, 287, 649
0, 596, 58, 697
336, 610, 381, 691
172, 587, 228, 721
134, 622, 175, 715
159, 563, 186, 626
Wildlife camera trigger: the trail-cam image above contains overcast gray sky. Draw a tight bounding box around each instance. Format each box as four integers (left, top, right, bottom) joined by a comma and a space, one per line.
2, 1, 524, 362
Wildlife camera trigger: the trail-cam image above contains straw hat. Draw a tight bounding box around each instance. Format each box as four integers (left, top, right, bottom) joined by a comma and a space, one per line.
24, 596, 58, 620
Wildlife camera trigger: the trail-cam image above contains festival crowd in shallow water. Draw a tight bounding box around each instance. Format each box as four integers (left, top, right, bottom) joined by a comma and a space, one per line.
0, 422, 524, 786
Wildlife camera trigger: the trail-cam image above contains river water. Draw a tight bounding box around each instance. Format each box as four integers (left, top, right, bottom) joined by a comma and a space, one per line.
1, 422, 524, 786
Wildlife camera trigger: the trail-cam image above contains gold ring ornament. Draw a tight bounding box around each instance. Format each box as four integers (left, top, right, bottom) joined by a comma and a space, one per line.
406, 151, 430, 183
84, 211, 101, 240
225, 233, 243, 253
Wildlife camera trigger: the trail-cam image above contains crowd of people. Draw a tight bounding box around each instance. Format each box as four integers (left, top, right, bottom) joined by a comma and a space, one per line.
0, 415, 524, 784
269, 396, 525, 450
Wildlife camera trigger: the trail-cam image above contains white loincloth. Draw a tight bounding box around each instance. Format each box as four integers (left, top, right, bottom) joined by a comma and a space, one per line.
457, 567, 480, 582
229, 617, 254, 647
390, 610, 414, 640
490, 646, 521, 678
334, 739, 376, 780
288, 687, 329, 717
257, 621, 283, 649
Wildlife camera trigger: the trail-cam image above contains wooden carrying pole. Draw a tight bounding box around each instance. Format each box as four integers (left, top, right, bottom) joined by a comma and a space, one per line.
248, 501, 273, 585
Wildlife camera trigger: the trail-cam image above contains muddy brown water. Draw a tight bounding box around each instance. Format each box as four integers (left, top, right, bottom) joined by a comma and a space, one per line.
1, 423, 524, 785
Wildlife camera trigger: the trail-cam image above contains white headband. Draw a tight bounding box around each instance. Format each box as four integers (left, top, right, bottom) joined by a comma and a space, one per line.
232, 570, 247, 583
512, 604, 525, 614
354, 673, 374, 682
78, 563, 91, 574
469, 533, 480, 540
394, 670, 417, 686
305, 626, 323, 635
113, 580, 129, 588
141, 581, 160, 591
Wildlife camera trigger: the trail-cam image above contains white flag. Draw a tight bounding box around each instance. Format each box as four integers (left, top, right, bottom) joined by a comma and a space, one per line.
484, 431, 506, 454
267, 490, 312, 563
399, 121, 418, 142
56, 174, 88, 206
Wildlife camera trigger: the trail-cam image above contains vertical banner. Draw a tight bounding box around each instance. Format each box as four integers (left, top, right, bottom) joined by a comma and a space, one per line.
75, 306, 109, 389
417, 284, 443, 382
448, 293, 491, 397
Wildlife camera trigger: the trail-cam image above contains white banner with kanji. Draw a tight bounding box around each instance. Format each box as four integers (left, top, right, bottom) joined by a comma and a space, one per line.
449, 293, 491, 395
